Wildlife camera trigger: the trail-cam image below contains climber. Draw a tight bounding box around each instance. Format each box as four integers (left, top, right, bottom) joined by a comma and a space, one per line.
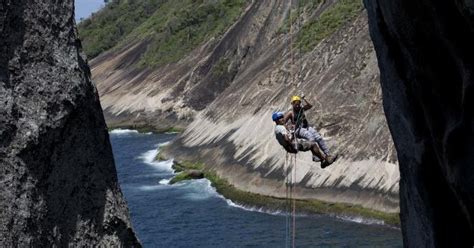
282, 95, 338, 163
272, 112, 335, 168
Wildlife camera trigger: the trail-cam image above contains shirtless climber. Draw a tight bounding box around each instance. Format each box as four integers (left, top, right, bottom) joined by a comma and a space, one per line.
272, 112, 335, 168
282, 95, 338, 163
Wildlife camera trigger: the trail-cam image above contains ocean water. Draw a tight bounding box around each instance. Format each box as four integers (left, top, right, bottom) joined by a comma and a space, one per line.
109, 130, 403, 247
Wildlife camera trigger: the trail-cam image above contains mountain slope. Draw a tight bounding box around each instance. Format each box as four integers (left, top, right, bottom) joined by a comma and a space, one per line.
80, 0, 399, 213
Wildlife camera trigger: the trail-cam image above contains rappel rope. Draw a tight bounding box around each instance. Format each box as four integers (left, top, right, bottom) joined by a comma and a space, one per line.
286, 107, 304, 248
284, 0, 304, 247
291, 153, 297, 248
285, 153, 290, 247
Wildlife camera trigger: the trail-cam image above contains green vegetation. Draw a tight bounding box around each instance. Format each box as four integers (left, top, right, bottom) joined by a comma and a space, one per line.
296, 0, 363, 52
277, 9, 298, 35
211, 57, 231, 77
79, 0, 248, 66
136, 0, 246, 66
164, 127, 185, 133
79, 0, 363, 63
172, 160, 205, 173
169, 172, 193, 184
78, 0, 164, 58
169, 171, 203, 184
277, 0, 323, 35
172, 159, 400, 226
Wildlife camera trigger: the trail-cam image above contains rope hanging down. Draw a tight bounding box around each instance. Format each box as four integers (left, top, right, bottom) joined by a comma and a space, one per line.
284, 0, 303, 247
285, 153, 290, 247
284, 150, 298, 248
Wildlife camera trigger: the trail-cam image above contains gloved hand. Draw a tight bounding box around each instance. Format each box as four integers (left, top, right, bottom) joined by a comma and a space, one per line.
300, 93, 305, 99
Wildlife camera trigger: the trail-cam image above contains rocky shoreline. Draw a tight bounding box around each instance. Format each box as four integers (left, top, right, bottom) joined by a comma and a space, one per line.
156, 145, 400, 227
106, 123, 400, 226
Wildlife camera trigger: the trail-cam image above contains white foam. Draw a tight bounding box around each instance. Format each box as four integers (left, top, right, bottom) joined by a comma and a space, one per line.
109, 129, 153, 136
110, 129, 139, 135
137, 185, 167, 191
178, 179, 220, 201
225, 199, 286, 216
138, 149, 158, 163
137, 143, 174, 172
188, 180, 297, 217
159, 179, 171, 185
165, 131, 180, 134
158, 141, 170, 147
335, 215, 385, 226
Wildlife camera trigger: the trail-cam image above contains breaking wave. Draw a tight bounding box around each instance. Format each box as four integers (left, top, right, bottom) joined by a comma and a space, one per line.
137, 143, 174, 172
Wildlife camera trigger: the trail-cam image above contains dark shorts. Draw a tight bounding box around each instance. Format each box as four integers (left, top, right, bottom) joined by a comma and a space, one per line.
284, 139, 314, 153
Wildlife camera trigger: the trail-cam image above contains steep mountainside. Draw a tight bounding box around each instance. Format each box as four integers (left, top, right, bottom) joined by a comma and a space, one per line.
366, 0, 474, 246
80, 0, 399, 213
0, 0, 139, 246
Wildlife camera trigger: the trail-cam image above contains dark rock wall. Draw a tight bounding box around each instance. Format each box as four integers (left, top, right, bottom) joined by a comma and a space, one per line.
364, 0, 474, 246
0, 0, 140, 246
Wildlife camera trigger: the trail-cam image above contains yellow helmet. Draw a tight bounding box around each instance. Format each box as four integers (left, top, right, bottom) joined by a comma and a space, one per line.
291, 95, 301, 103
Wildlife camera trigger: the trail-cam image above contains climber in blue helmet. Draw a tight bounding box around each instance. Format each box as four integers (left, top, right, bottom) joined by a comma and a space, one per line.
272, 111, 335, 168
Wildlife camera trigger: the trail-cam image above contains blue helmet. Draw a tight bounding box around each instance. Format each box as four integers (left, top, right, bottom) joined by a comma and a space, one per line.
272, 112, 284, 121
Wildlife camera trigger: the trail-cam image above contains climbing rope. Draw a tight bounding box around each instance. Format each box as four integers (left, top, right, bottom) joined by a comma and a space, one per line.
284, 151, 297, 248
291, 153, 296, 248
286, 0, 294, 245
285, 153, 290, 248
284, 0, 305, 247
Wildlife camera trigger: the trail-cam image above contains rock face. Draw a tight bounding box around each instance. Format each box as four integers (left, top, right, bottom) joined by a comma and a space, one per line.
364, 0, 474, 246
90, 0, 399, 213
0, 1, 140, 246
163, 1, 399, 213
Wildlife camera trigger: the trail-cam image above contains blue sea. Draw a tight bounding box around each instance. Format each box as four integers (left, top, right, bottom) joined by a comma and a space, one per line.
109, 130, 402, 247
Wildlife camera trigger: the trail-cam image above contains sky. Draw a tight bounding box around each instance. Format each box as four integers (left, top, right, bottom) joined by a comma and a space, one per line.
75, 0, 105, 22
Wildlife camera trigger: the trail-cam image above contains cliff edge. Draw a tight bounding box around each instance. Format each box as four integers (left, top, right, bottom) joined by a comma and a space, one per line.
365, 0, 474, 246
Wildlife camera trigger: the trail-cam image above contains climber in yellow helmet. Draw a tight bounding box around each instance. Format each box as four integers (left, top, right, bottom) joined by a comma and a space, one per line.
272, 111, 335, 168
282, 95, 338, 164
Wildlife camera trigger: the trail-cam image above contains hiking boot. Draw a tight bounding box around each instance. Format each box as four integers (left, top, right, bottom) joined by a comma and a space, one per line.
320, 154, 339, 169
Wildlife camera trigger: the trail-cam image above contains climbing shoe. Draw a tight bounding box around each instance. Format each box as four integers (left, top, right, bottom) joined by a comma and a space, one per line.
321, 154, 339, 169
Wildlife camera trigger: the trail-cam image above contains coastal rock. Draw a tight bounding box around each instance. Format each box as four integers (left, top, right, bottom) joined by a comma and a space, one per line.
0, 0, 140, 246
365, 0, 474, 246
